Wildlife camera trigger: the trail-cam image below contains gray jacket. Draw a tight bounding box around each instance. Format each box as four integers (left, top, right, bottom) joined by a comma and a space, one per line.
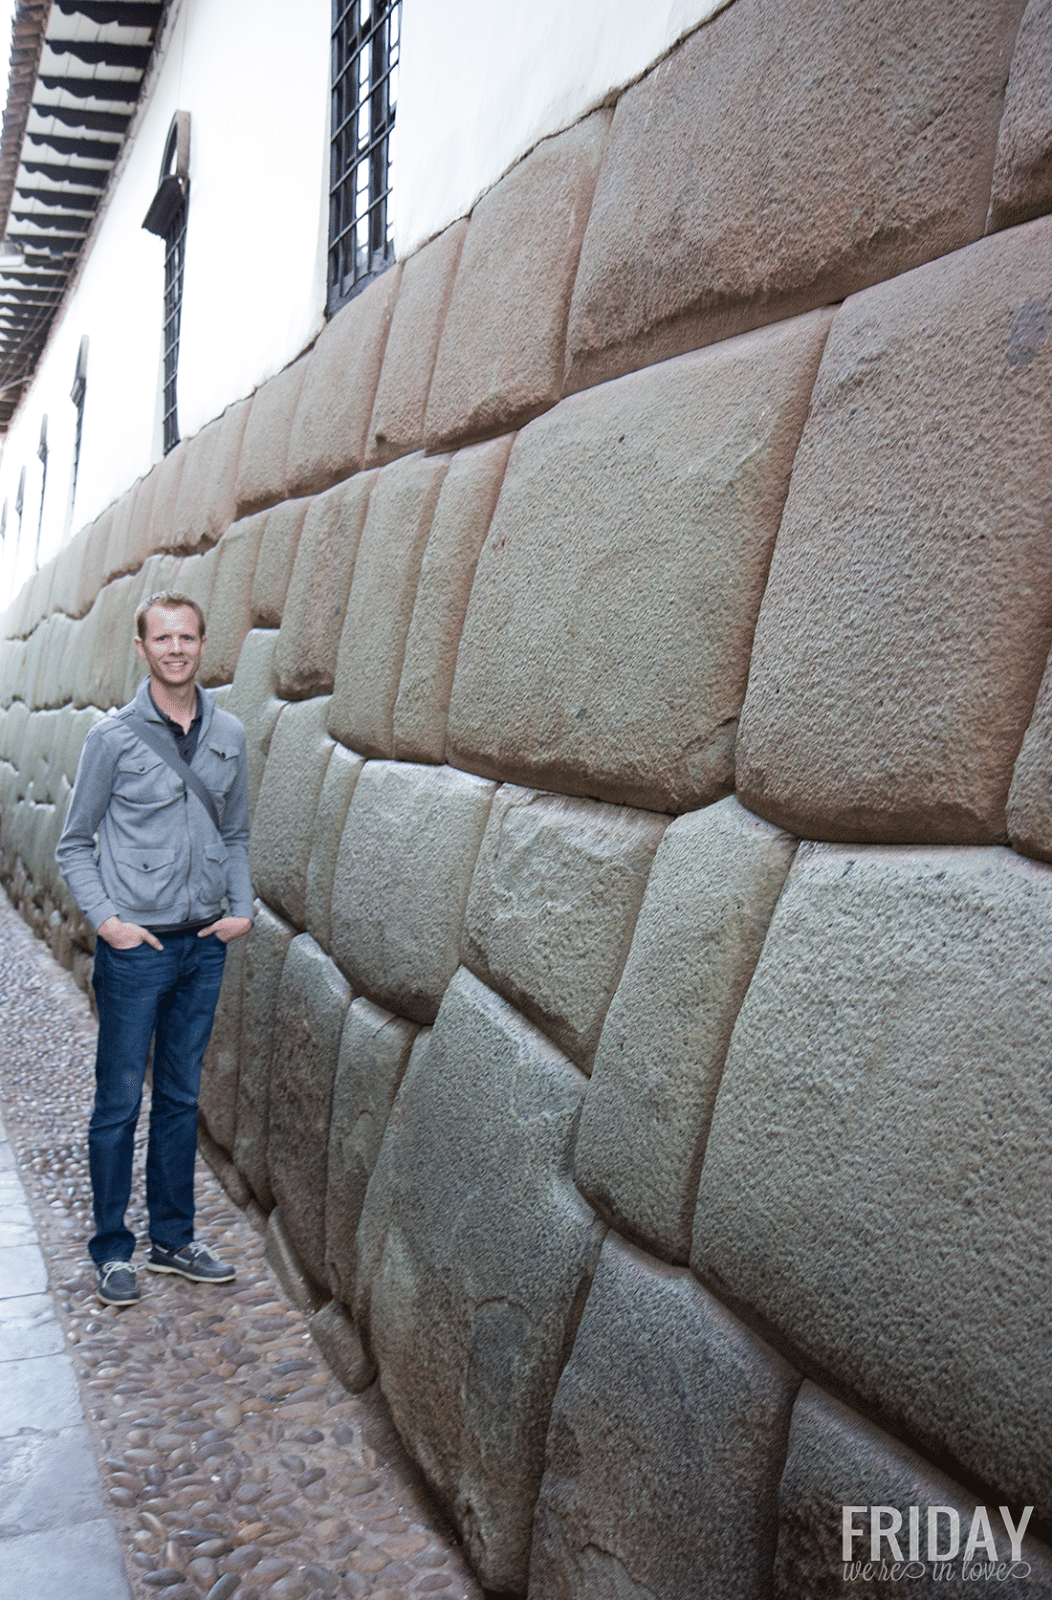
56, 677, 253, 932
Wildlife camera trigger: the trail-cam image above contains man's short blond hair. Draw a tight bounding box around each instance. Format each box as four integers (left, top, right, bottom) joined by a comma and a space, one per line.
135, 591, 206, 641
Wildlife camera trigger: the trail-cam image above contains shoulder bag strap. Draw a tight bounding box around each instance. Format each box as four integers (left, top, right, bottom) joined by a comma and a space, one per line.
125, 713, 222, 834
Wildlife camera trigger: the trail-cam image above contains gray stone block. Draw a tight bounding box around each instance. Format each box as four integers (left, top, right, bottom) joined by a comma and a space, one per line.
101, 476, 148, 584
392, 434, 513, 764
0, 1350, 84, 1436
575, 798, 797, 1262
447, 310, 830, 814
199, 931, 248, 1154
73, 508, 113, 619
464, 785, 667, 1070
268, 933, 352, 1289
170, 397, 251, 552
197, 512, 267, 687
304, 742, 365, 953
1008, 637, 1052, 863
235, 355, 311, 517
354, 967, 604, 1593
327, 452, 450, 759
330, 761, 495, 1023
989, 0, 1052, 233
225, 627, 283, 816
49, 524, 90, 619
250, 498, 310, 629
325, 997, 420, 1303
250, 696, 334, 927
692, 842, 1052, 1524
529, 1234, 799, 1600
233, 901, 294, 1210
0, 1424, 105, 1537
263, 1206, 327, 1314
275, 472, 376, 701
309, 1298, 375, 1394
775, 1383, 1052, 1599
0, 1518, 131, 1600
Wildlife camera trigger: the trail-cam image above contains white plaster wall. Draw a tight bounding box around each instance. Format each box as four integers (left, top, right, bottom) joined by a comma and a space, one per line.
391, 0, 733, 255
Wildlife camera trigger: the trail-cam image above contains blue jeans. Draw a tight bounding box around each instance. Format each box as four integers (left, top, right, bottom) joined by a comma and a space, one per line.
88, 931, 227, 1264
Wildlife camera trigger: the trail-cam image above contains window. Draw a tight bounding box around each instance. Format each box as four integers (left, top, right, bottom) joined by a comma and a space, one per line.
68, 335, 88, 535
142, 112, 190, 454
329, 0, 401, 313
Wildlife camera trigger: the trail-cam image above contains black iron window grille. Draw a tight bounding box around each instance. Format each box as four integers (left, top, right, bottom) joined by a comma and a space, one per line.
329, 0, 401, 313
143, 112, 190, 455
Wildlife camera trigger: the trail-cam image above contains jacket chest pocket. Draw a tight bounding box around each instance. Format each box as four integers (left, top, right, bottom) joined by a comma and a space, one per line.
114, 847, 179, 905
114, 753, 181, 805
197, 740, 239, 801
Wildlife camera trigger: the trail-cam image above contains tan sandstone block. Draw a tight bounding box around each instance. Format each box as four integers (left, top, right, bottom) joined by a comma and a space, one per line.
286, 267, 401, 498
225, 628, 282, 816
775, 1384, 1052, 1598
424, 112, 610, 452
565, 0, 1027, 391
989, 0, 1052, 232
365, 221, 466, 467
463, 786, 667, 1070
354, 968, 605, 1593
250, 696, 334, 928
235, 356, 311, 518
275, 472, 375, 701
324, 998, 419, 1303
692, 842, 1052, 1522
737, 220, 1052, 845
447, 309, 830, 813
196, 513, 267, 687
330, 761, 496, 1023
169, 397, 250, 551
327, 453, 449, 759
574, 798, 797, 1263
233, 900, 295, 1210
529, 1235, 799, 1600
304, 742, 365, 953
392, 434, 512, 764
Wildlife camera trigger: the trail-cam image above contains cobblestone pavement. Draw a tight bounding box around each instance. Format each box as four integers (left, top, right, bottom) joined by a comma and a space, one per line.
0, 895, 484, 1600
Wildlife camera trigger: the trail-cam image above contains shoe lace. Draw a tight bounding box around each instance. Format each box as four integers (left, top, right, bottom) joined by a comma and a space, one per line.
100, 1260, 135, 1282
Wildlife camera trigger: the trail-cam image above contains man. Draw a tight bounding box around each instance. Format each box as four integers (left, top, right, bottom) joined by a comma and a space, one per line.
56, 591, 253, 1306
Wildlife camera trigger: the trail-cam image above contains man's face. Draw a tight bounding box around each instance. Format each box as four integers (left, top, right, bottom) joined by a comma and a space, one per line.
134, 604, 205, 690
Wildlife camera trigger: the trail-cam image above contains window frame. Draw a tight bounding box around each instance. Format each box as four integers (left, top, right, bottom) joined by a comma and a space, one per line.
328, 0, 401, 315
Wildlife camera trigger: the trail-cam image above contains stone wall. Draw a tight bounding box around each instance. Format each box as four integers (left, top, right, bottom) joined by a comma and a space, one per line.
2, 1, 1051, 1592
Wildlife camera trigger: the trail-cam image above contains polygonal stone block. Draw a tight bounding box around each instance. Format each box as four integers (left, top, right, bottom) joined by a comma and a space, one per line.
447, 310, 830, 813
49, 525, 90, 618
250, 498, 310, 628
464, 785, 667, 1071
989, 0, 1052, 233
529, 1234, 799, 1600
1008, 648, 1052, 861
233, 901, 294, 1210
565, 0, 1027, 391
199, 932, 247, 1153
31, 614, 74, 710
424, 112, 610, 452
79, 574, 141, 712
575, 798, 797, 1262
327, 453, 450, 758
365, 220, 466, 467
354, 967, 605, 1593
225, 628, 282, 816
286, 266, 401, 497
102, 480, 147, 585
737, 220, 1052, 845
309, 1298, 375, 1393
275, 473, 375, 701
250, 697, 334, 928
169, 397, 251, 552
775, 1383, 1052, 1599
330, 761, 496, 1023
304, 742, 365, 952
268, 933, 352, 1289
692, 842, 1052, 1523
197, 513, 267, 687
324, 997, 420, 1303
392, 434, 512, 764
235, 356, 311, 518
145, 439, 188, 554
73, 509, 113, 619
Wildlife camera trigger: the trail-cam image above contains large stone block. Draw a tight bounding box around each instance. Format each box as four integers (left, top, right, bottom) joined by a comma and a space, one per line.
268, 933, 352, 1289
330, 761, 495, 1023
169, 397, 251, 552
574, 798, 797, 1263
327, 453, 450, 758
464, 785, 667, 1071
424, 112, 610, 451
250, 498, 310, 629
354, 968, 605, 1593
304, 742, 365, 952
564, 0, 1027, 391
691, 842, 1052, 1523
144, 440, 188, 555
250, 697, 334, 928
989, 0, 1052, 232
199, 932, 247, 1154
392, 434, 513, 764
197, 513, 267, 687
274, 473, 375, 701
49, 524, 90, 618
366, 221, 466, 467
1007, 649, 1052, 861
775, 1383, 1052, 1599
737, 221, 1052, 845
30, 614, 74, 710
529, 1234, 799, 1600
73, 509, 113, 620
447, 311, 830, 813
233, 901, 294, 1210
286, 267, 401, 497
324, 997, 420, 1303
101, 479, 146, 584
79, 574, 141, 712
235, 356, 311, 518
225, 628, 282, 816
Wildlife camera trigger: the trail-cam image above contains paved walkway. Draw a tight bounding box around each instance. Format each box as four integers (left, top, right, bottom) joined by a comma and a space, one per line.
0, 895, 481, 1600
